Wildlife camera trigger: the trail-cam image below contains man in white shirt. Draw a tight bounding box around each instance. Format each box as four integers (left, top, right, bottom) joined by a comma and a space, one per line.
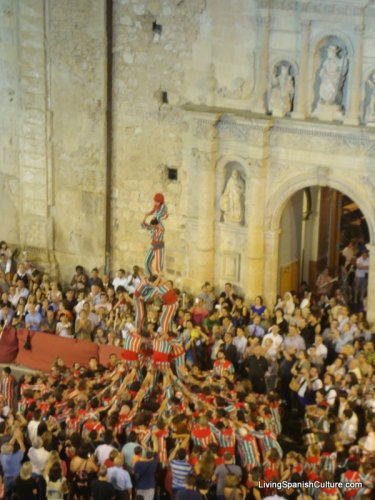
28, 436, 50, 475
340, 409, 358, 445
307, 335, 327, 370
124, 265, 141, 295
354, 250, 369, 304
11, 279, 29, 307
262, 324, 283, 359
112, 269, 128, 291
95, 430, 116, 466
27, 409, 42, 444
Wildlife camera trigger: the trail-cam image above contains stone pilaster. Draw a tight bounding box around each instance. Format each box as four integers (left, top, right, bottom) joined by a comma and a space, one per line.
18, 0, 49, 248
191, 147, 216, 286
366, 243, 375, 323
252, 14, 270, 114
246, 170, 267, 299
263, 229, 281, 307
344, 24, 365, 125
293, 19, 311, 119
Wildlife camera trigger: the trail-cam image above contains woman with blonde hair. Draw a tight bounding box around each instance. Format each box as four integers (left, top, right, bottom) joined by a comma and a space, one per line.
13, 461, 38, 499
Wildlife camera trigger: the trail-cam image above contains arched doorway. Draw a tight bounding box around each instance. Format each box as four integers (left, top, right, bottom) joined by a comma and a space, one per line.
263, 172, 375, 320
278, 186, 369, 305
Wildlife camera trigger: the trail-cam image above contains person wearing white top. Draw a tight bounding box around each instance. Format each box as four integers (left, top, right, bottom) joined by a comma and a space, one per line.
112, 269, 128, 291
361, 422, 375, 454
95, 431, 116, 466
340, 409, 358, 445
124, 266, 141, 295
28, 437, 50, 475
354, 250, 369, 303
233, 327, 248, 359
27, 412, 41, 443
262, 325, 283, 359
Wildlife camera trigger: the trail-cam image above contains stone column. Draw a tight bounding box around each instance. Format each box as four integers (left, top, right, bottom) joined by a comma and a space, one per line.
366, 243, 375, 323
252, 14, 270, 114
191, 147, 216, 286
293, 19, 311, 119
344, 24, 365, 125
263, 229, 281, 308
246, 169, 267, 298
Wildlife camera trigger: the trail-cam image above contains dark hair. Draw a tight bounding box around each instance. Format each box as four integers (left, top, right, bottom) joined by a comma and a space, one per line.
176, 448, 187, 460
134, 446, 142, 456
103, 430, 113, 445
150, 218, 159, 225
77, 443, 92, 459
49, 462, 62, 482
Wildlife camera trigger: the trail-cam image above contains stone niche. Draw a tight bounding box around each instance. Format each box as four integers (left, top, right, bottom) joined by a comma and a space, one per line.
363, 69, 375, 126
311, 36, 351, 121
268, 60, 296, 118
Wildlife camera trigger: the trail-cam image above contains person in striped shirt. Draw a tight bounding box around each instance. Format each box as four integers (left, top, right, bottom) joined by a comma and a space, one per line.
157, 280, 180, 335
170, 448, 193, 497
142, 217, 165, 276
213, 350, 235, 378
145, 192, 169, 224
133, 276, 160, 332
0, 367, 15, 410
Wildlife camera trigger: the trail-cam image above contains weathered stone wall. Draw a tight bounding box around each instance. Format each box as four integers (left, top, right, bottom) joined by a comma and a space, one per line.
3, 0, 375, 311
48, 0, 106, 279
0, 0, 20, 243
111, 0, 207, 286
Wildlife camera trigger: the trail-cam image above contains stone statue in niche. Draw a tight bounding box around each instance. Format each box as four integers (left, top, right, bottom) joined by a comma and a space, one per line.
365, 73, 375, 126
313, 44, 348, 120
220, 170, 245, 224
269, 64, 294, 117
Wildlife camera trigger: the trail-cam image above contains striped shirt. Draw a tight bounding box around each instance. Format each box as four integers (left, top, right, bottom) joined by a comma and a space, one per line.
170, 459, 193, 489
142, 222, 165, 246
134, 279, 159, 302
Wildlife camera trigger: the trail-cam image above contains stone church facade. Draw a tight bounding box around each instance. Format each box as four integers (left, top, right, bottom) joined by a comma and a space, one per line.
2, 0, 375, 318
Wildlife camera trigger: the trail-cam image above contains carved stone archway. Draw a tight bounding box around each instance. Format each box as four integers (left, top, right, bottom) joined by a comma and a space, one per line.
263, 171, 375, 320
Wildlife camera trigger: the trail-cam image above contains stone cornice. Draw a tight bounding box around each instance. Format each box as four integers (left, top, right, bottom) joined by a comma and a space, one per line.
186, 105, 375, 156
271, 120, 375, 156
256, 0, 371, 14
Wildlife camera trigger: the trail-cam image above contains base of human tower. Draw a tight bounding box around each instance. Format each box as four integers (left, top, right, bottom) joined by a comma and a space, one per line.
120, 331, 185, 375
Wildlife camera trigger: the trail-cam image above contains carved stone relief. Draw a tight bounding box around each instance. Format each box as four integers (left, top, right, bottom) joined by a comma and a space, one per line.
270, 126, 375, 157
221, 252, 241, 282
197, 63, 218, 106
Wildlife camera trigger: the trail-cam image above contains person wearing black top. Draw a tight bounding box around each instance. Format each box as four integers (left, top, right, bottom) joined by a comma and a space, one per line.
222, 333, 238, 368
90, 466, 116, 500
13, 462, 38, 500
244, 345, 269, 394
299, 317, 315, 349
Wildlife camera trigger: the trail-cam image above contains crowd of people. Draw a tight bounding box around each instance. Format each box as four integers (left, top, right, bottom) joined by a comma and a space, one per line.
0, 216, 374, 500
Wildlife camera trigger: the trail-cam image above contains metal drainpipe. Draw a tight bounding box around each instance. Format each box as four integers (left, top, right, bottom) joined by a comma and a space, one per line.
104, 0, 113, 275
